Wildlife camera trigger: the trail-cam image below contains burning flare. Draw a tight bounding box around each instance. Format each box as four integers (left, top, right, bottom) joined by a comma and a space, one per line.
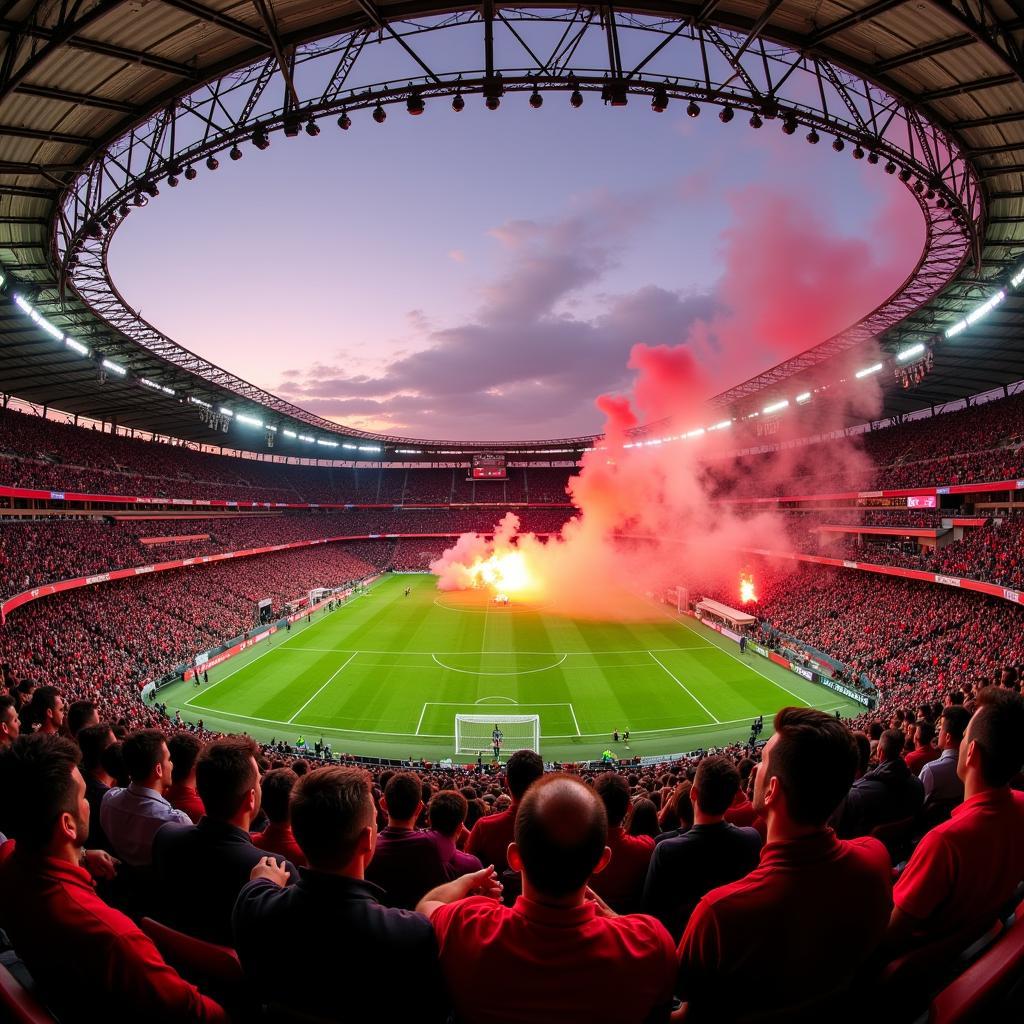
467, 549, 532, 598
739, 573, 758, 604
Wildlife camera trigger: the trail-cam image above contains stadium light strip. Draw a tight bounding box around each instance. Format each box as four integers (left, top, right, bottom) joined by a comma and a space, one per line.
763, 399, 789, 414
854, 362, 883, 379
897, 343, 926, 362
236, 413, 263, 427
141, 377, 175, 396
101, 358, 126, 376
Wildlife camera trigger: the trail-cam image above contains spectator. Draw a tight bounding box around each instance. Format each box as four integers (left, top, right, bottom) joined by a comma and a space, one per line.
677, 708, 892, 1020
642, 756, 762, 941
627, 797, 661, 840
153, 736, 297, 944
0, 694, 20, 746
24, 684, 64, 735
837, 729, 925, 837
365, 771, 448, 909
77, 722, 117, 853
0, 734, 225, 1022
233, 766, 447, 1021
919, 706, 971, 814
165, 733, 206, 824
428, 789, 484, 879
905, 720, 940, 776
250, 767, 306, 867
888, 688, 1024, 949
589, 772, 655, 913
100, 729, 191, 867
656, 781, 694, 840
419, 774, 677, 1024
67, 700, 99, 738
466, 748, 544, 874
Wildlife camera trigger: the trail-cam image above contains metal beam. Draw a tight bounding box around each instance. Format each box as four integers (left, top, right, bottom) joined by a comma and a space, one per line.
158, 0, 267, 44
952, 110, 1024, 129
251, 0, 302, 112
14, 83, 138, 114
874, 34, 974, 73
807, 0, 908, 46
0, 124, 94, 146
918, 73, 1018, 101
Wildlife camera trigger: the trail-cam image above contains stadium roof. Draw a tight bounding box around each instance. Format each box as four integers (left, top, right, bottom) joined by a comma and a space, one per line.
2, 0, 1024, 453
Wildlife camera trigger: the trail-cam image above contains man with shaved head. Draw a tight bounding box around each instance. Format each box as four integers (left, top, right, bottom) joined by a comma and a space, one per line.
418, 774, 677, 1023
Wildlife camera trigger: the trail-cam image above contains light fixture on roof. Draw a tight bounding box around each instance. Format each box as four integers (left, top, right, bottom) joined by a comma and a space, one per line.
529, 88, 543, 109
781, 114, 797, 135
806, 128, 819, 144
832, 137, 844, 152
719, 104, 734, 123
229, 145, 243, 161
185, 165, 197, 180
372, 102, 386, 123
651, 86, 668, 112
749, 112, 763, 129
407, 91, 425, 115
305, 118, 320, 136
337, 110, 352, 130
452, 91, 465, 112
686, 99, 700, 117
206, 155, 219, 171
570, 87, 583, 108
253, 125, 270, 149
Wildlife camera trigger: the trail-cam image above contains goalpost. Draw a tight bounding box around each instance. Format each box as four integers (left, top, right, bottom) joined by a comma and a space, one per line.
455, 714, 541, 756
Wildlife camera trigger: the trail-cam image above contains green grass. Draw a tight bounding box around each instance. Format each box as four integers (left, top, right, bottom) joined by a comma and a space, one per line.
161, 574, 862, 761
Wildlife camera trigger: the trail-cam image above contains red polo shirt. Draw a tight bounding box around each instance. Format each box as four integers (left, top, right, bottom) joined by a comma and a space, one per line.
252, 821, 308, 867
588, 825, 654, 913
905, 746, 941, 777
678, 830, 891, 1017
466, 805, 517, 872
0, 844, 225, 1022
432, 894, 677, 1024
166, 781, 205, 824
894, 788, 1024, 936
724, 791, 758, 828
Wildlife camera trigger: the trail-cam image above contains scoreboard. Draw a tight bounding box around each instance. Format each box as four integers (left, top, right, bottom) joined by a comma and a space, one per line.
471, 453, 507, 480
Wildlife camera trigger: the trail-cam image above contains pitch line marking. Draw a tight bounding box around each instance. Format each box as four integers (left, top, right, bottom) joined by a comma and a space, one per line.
672, 615, 812, 708
647, 651, 721, 724
475, 696, 519, 705
286, 652, 358, 724
431, 653, 567, 676
282, 646, 709, 655
568, 703, 581, 737
183, 640, 281, 709
415, 703, 428, 736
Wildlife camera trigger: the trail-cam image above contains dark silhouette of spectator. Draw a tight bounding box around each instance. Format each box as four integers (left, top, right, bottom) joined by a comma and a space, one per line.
589, 772, 655, 914
165, 732, 206, 824
233, 765, 447, 1021
250, 767, 306, 867
837, 728, 925, 837
905, 719, 940, 776
428, 789, 484, 879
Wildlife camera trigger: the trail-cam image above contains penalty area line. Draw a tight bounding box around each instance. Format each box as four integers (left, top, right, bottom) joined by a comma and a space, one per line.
647, 651, 721, 725
286, 652, 358, 725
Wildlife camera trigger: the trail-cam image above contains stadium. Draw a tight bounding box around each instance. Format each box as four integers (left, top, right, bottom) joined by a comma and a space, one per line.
1, 1, 1024, 1021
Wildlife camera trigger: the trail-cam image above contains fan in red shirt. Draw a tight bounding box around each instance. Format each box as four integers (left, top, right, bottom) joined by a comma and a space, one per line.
678, 708, 892, 1021
904, 719, 941, 777
465, 748, 544, 874
889, 687, 1024, 950
251, 766, 308, 867
0, 733, 225, 1022
420, 774, 677, 1024
166, 732, 206, 824
589, 771, 654, 913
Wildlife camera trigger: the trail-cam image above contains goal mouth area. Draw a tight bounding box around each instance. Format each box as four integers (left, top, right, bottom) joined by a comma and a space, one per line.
454, 713, 541, 756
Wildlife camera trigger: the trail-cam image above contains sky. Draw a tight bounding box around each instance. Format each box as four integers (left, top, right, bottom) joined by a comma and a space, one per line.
109, 60, 924, 441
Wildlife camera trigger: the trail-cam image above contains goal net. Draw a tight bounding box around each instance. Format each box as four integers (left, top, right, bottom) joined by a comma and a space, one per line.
455, 714, 541, 756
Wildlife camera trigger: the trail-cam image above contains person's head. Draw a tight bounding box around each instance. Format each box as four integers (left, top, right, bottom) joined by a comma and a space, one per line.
260, 767, 298, 825
851, 731, 872, 778
626, 797, 660, 839
937, 706, 971, 750
76, 723, 115, 778
505, 749, 544, 801
381, 771, 423, 827
958, 687, 1024, 789
594, 772, 631, 828
691, 756, 741, 818
291, 766, 376, 872
877, 729, 906, 763
0, 695, 20, 744
27, 686, 64, 735
0, 734, 88, 853
195, 736, 261, 825
913, 720, 935, 750
754, 708, 858, 829
67, 700, 99, 738
121, 729, 172, 790
428, 789, 468, 839
511, 774, 609, 899
166, 733, 203, 785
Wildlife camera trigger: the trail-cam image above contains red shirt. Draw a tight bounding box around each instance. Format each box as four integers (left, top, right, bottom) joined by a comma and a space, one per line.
251, 821, 308, 867
894, 788, 1024, 936
432, 894, 677, 1024
466, 805, 517, 873
905, 746, 941, 777
678, 830, 891, 1018
166, 781, 205, 824
589, 826, 654, 913
0, 844, 225, 1023
724, 791, 757, 828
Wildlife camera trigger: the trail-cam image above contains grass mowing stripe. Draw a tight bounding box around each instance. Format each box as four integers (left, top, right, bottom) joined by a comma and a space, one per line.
286, 651, 358, 724
647, 650, 720, 724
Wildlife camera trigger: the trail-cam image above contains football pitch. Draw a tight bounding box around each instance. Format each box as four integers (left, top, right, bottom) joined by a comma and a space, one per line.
162, 574, 863, 761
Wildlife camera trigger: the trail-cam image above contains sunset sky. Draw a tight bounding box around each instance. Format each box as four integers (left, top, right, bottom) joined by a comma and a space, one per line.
109, 87, 923, 441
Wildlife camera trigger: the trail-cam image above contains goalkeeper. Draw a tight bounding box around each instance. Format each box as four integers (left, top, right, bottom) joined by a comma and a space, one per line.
491, 725, 503, 759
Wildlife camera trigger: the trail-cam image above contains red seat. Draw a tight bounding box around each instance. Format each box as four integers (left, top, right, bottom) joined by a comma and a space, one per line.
139, 917, 243, 1007
0, 963, 57, 1024
929, 901, 1024, 1023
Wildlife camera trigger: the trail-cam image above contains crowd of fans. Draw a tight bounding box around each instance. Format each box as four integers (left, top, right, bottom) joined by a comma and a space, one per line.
0, 681, 1020, 1021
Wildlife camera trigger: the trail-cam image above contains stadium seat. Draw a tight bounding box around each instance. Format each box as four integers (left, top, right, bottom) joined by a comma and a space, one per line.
0, 963, 56, 1024
139, 917, 244, 1009
929, 901, 1024, 1023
